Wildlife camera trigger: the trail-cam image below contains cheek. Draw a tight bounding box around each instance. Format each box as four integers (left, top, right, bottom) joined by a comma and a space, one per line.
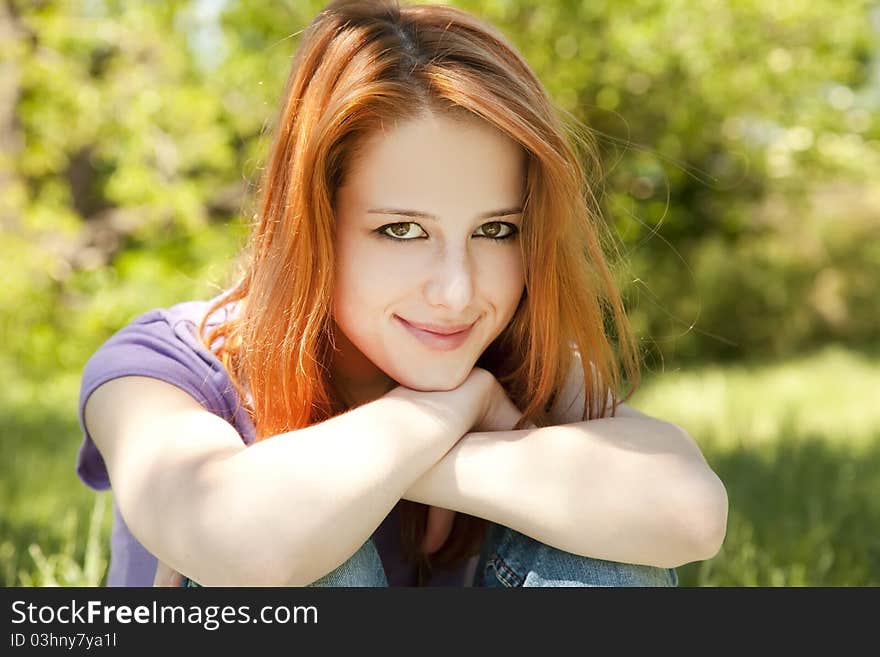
481, 249, 525, 312
334, 241, 411, 311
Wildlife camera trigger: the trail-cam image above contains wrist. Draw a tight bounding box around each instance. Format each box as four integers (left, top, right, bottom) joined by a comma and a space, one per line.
380, 386, 470, 441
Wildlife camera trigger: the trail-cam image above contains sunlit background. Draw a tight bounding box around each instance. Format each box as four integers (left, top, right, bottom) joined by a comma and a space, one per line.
1, 0, 878, 586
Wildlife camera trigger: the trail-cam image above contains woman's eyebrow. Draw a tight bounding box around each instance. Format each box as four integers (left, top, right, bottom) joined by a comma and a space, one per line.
366, 207, 523, 221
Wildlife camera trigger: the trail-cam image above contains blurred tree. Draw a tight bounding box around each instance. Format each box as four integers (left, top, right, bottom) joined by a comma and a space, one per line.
1, 0, 878, 375
456, 0, 880, 362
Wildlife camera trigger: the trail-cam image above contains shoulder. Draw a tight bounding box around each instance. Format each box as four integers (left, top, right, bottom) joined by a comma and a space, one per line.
75, 295, 251, 490
545, 347, 651, 425
80, 295, 239, 413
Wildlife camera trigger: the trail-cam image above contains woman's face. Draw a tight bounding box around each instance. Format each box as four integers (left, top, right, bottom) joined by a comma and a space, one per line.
331, 111, 527, 401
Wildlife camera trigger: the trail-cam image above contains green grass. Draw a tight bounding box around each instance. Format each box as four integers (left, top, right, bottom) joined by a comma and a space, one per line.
1, 343, 877, 586
630, 343, 880, 586
0, 364, 112, 586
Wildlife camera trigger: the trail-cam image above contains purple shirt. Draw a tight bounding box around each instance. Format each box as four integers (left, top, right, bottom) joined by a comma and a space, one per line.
76, 295, 476, 586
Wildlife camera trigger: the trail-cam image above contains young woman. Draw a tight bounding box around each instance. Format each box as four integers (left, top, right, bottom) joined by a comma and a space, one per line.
78, 0, 727, 588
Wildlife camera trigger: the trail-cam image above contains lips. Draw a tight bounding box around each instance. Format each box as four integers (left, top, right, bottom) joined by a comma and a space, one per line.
398, 318, 475, 335
395, 316, 476, 351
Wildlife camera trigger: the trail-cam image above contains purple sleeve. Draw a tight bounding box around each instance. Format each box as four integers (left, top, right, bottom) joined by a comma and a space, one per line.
76, 307, 237, 491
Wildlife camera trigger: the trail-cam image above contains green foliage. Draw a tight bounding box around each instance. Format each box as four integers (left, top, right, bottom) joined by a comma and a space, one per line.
3, 0, 878, 366
2, 0, 878, 587
454, 0, 880, 363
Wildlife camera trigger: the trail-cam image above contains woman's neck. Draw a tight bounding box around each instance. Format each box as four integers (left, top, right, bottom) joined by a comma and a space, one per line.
328, 321, 396, 409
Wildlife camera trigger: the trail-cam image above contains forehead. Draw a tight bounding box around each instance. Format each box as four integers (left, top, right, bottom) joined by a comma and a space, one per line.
340, 113, 526, 211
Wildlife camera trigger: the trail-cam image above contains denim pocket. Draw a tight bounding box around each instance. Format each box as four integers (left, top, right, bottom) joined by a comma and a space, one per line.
481, 523, 678, 587
484, 552, 524, 588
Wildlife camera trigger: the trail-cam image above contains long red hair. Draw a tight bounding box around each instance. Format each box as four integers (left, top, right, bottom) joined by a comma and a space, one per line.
198, 0, 640, 584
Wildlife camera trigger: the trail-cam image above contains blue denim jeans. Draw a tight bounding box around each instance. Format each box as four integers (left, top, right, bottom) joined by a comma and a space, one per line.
179, 521, 678, 587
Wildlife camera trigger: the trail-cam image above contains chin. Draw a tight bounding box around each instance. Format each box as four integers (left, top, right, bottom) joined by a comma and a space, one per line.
392, 368, 470, 393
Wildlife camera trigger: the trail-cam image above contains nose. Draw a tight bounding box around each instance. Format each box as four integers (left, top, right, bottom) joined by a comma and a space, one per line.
423, 245, 475, 314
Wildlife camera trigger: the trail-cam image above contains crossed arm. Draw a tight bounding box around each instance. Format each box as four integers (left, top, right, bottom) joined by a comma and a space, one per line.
403, 350, 728, 570
154, 406, 726, 585
148, 361, 727, 585
403, 406, 728, 569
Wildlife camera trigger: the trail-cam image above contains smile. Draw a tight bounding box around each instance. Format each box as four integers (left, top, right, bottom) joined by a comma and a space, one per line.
395, 316, 476, 351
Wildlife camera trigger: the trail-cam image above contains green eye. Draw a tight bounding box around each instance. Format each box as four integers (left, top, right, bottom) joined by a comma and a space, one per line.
382, 222, 426, 240
476, 222, 516, 239
374, 221, 519, 243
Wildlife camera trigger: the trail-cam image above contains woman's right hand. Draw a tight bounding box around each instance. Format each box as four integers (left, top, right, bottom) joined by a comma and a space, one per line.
385, 367, 533, 435
472, 371, 527, 433
455, 367, 533, 433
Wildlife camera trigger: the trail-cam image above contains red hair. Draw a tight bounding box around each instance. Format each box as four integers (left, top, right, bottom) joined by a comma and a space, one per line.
199, 0, 640, 584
